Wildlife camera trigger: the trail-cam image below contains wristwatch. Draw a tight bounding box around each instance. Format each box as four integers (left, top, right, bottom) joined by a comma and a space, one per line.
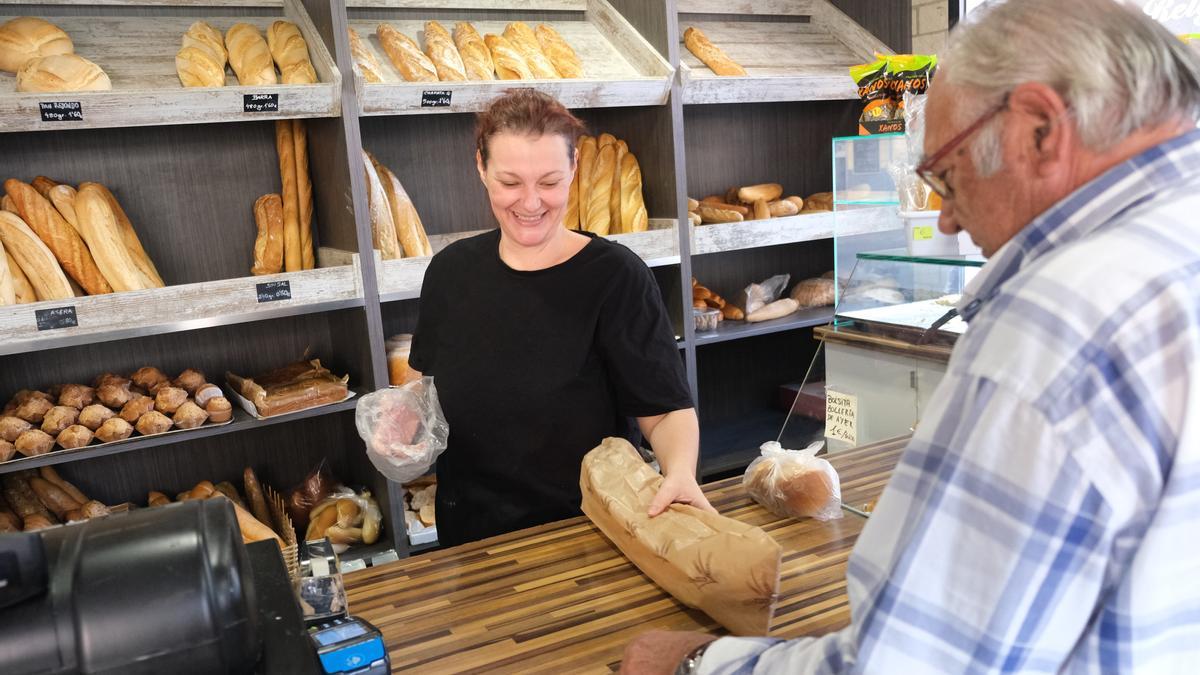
674, 641, 712, 675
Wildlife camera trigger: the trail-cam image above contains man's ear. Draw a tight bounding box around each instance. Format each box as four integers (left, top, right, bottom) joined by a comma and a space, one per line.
476, 149, 487, 185
1008, 82, 1072, 177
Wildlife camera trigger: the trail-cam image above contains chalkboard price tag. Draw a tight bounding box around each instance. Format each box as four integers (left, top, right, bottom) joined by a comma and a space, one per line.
421, 90, 452, 108
39, 102, 83, 122
256, 280, 292, 303
35, 306, 79, 331
244, 93, 279, 113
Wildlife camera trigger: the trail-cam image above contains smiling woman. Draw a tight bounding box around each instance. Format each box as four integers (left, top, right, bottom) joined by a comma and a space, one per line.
406, 90, 712, 547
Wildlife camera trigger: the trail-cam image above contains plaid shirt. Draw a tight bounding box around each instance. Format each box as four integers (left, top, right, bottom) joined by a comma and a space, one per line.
699, 129, 1200, 674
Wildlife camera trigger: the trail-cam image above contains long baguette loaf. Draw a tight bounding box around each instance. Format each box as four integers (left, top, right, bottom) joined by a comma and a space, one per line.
503, 22, 558, 79
576, 135, 597, 231
4, 179, 111, 295
484, 34, 532, 80
5, 251, 36, 303
361, 150, 402, 260
267, 20, 317, 85
0, 196, 14, 213
620, 151, 649, 233
535, 24, 582, 78
609, 140, 627, 234
86, 183, 164, 287
453, 22, 494, 81
292, 119, 315, 269
423, 21, 466, 82
565, 165, 580, 230
370, 155, 431, 258
47, 184, 81, 235
251, 193, 284, 276
683, 27, 746, 76
0, 240, 14, 305
347, 28, 384, 83
226, 23, 277, 85
0, 212, 72, 300
30, 176, 58, 199
585, 144, 615, 236
75, 184, 154, 292
377, 23, 437, 82
274, 120, 302, 273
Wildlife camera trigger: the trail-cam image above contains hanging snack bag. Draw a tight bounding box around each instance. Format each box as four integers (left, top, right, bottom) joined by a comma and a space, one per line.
850, 57, 894, 134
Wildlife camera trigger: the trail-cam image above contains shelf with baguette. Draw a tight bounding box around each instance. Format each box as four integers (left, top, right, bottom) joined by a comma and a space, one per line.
0, 260, 364, 356
345, 0, 672, 115
690, 205, 895, 257
0, 389, 364, 476
675, 0, 891, 105
0, 0, 339, 133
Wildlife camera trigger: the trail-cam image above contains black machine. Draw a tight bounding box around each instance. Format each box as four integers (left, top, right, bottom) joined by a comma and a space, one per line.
0, 499, 321, 675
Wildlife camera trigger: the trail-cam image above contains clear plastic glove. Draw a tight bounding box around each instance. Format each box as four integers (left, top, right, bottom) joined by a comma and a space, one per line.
355, 377, 449, 483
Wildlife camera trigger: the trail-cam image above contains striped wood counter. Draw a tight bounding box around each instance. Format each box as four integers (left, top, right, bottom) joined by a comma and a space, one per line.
344, 436, 909, 674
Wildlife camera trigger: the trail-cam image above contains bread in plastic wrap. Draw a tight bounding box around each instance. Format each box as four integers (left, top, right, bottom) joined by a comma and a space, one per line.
355, 377, 448, 483
743, 441, 842, 521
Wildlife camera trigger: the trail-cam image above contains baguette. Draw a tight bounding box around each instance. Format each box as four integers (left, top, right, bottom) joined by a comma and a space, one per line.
683, 26, 746, 76
30, 476, 81, 520
1, 196, 13, 213
292, 119, 315, 270
370, 155, 431, 258
377, 23, 437, 82
47, 185, 80, 235
423, 21, 466, 82
697, 204, 743, 224
746, 298, 799, 323
267, 20, 317, 85
565, 166, 580, 230
80, 500, 109, 519
699, 200, 749, 216
738, 183, 783, 203
609, 140, 627, 234
535, 24, 582, 78
0, 17, 73, 74
503, 22, 558, 79
347, 28, 384, 84
182, 21, 226, 66
30, 176, 58, 198
597, 132, 616, 149
0, 211, 73, 300
452, 22, 494, 81
484, 34, 532, 80
5, 251, 36, 304
213, 493, 284, 548
576, 136, 597, 231
5, 179, 112, 295
250, 193, 284, 276
768, 199, 799, 218
86, 183, 164, 287
274, 120, 303, 272
362, 150, 402, 260
17, 54, 110, 92
75, 183, 155, 292
0, 240, 14, 305
585, 143, 616, 236
38, 466, 88, 505
176, 45, 226, 88
226, 23, 277, 86
619, 151, 649, 233
243, 467, 274, 531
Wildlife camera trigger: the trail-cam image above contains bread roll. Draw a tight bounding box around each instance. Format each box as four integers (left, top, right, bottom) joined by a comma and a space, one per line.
75, 183, 154, 292
745, 453, 839, 519
292, 119, 315, 270
0, 17, 73, 74
2, 182, 107, 296
193, 383, 222, 408
135, 411, 173, 436
535, 24, 582, 78
56, 424, 93, 450
15, 397, 52, 424
274, 120, 303, 273
205, 396, 232, 424
0, 440, 14, 463
452, 22, 494, 81
585, 144, 615, 236
801, 192, 833, 213
17, 53, 110, 92
182, 20, 226, 66
738, 183, 783, 203
377, 23, 437, 82
172, 368, 205, 395
575, 136, 597, 231
768, 199, 799, 218
176, 45, 225, 88
6, 251, 36, 304
362, 150, 402, 260
697, 204, 743, 224
148, 491, 171, 507
483, 34, 532, 80
226, 23, 276, 85
56, 384, 93, 410
619, 150, 649, 234
119, 394, 154, 424
78, 404, 114, 431
85, 183, 163, 287
172, 401, 208, 430
15, 429, 53, 456
96, 382, 131, 409
683, 27, 746, 76
132, 366, 169, 394
423, 21, 466, 82
370, 155, 431, 258
347, 28, 384, 83
0, 416, 31, 443
154, 386, 188, 415
502, 22, 558, 79
41, 405, 78, 436
94, 417, 133, 443
250, 193, 284, 276
267, 20, 316, 84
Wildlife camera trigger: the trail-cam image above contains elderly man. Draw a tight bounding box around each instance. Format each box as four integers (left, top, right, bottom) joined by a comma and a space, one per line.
620, 0, 1200, 672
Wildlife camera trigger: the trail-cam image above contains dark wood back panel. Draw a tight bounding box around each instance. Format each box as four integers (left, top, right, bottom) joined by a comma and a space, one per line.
690, 239, 834, 308
695, 327, 822, 426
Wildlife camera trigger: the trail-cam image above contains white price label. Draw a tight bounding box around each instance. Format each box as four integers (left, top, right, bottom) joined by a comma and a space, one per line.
825, 389, 858, 446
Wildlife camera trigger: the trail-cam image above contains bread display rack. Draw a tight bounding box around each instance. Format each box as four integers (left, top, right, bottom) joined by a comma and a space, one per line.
676, 0, 891, 105
345, 0, 673, 114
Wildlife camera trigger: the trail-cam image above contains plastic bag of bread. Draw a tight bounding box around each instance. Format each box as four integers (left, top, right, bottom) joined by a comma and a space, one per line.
354, 377, 448, 483
741, 274, 789, 315
743, 441, 843, 521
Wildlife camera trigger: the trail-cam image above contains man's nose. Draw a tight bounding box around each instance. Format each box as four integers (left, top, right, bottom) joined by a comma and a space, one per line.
937, 202, 960, 235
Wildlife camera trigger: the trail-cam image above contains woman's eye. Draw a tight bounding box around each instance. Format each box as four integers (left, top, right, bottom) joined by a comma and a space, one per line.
540, 182, 560, 188
500, 182, 519, 188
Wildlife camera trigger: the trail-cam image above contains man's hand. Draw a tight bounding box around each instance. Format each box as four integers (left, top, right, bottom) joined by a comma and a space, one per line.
648, 472, 717, 517
620, 630, 717, 674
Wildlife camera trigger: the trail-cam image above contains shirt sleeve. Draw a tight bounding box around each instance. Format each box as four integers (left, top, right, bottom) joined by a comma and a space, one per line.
594, 249, 693, 417
698, 373, 1122, 674
408, 255, 445, 375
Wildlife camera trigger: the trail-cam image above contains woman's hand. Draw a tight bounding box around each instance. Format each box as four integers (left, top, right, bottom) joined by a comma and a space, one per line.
648, 471, 716, 516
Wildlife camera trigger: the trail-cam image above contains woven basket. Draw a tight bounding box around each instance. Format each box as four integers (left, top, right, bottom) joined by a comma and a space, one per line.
264, 484, 300, 582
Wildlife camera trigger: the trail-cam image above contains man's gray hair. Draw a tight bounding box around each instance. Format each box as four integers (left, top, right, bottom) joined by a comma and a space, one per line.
943, 0, 1200, 175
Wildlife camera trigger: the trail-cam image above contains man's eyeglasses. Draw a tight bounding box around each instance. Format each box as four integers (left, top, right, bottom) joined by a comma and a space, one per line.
916, 94, 1010, 199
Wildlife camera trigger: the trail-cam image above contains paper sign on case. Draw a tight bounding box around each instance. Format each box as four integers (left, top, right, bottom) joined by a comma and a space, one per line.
825, 389, 858, 446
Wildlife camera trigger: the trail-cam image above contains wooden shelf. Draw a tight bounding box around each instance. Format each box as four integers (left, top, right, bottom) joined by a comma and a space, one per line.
690, 206, 894, 256
695, 305, 831, 345
346, 0, 672, 115
0, 0, 340, 133
0, 391, 363, 476
0, 263, 363, 356
676, 0, 891, 105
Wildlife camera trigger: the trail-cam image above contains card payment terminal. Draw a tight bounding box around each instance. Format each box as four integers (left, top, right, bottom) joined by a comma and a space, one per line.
307, 616, 388, 674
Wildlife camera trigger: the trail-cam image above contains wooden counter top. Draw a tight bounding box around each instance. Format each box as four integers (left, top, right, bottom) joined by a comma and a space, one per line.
344, 436, 909, 674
